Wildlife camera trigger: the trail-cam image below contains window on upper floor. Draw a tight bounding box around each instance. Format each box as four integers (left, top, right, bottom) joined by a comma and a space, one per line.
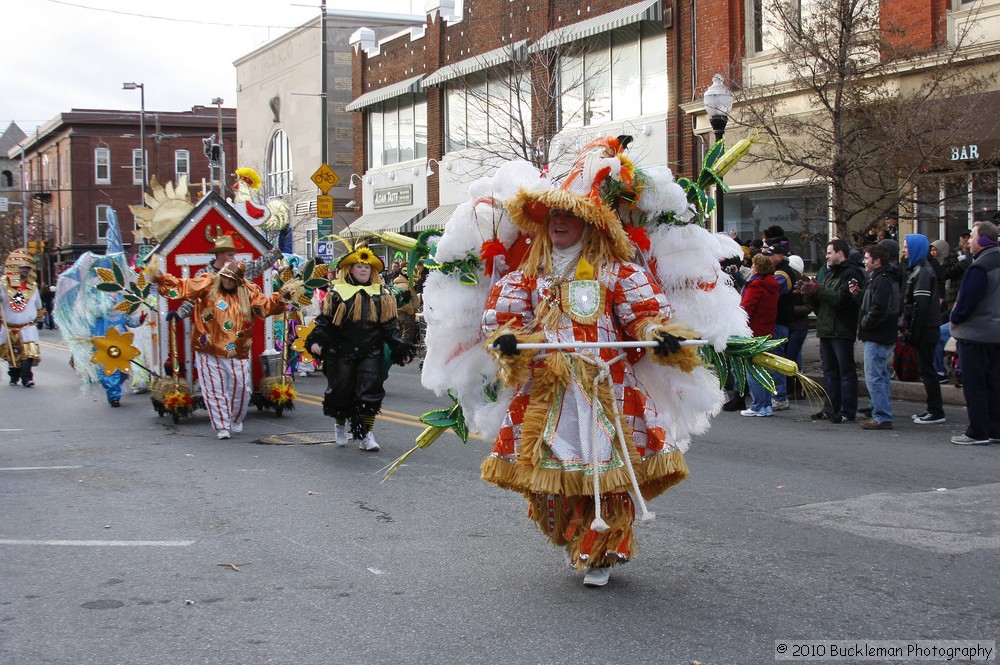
97, 204, 111, 243
132, 149, 147, 186
266, 129, 293, 197
95, 148, 110, 184
748, 0, 880, 55
557, 20, 667, 130
1, 171, 12, 188
366, 94, 427, 168
175, 150, 190, 182
445, 70, 532, 153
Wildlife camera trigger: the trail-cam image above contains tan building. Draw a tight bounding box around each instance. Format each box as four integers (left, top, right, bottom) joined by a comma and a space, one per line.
234, 9, 424, 261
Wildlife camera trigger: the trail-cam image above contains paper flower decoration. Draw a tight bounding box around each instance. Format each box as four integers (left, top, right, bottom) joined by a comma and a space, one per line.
291, 321, 316, 363
90, 327, 140, 376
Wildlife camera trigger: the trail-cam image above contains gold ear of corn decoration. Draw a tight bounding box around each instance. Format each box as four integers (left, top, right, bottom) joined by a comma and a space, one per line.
752, 352, 799, 376
752, 352, 831, 410
379, 231, 418, 251
712, 128, 762, 178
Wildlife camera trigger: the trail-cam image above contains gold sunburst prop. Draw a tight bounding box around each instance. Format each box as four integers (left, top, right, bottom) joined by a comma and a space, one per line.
130, 175, 195, 242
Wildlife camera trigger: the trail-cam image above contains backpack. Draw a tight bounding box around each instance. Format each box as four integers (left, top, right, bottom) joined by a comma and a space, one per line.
893, 337, 920, 382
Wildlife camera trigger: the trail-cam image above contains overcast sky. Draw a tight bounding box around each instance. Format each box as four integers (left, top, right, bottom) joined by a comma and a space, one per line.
5, 0, 454, 134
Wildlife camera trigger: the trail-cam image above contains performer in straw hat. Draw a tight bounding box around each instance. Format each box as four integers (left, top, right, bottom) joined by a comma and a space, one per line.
306, 242, 416, 452
1, 249, 43, 387
151, 259, 297, 439
481, 137, 703, 587
171, 234, 282, 323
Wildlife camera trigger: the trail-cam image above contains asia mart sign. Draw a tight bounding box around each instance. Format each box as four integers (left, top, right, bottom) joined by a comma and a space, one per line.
373, 185, 412, 210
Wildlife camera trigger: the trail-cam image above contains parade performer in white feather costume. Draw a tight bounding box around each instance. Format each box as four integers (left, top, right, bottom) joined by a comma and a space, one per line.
414, 134, 782, 587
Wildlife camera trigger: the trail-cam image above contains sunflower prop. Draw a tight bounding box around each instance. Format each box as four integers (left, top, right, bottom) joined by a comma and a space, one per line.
90, 327, 141, 376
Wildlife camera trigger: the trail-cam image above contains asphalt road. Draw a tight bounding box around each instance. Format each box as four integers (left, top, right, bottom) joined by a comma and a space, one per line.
1, 329, 998, 665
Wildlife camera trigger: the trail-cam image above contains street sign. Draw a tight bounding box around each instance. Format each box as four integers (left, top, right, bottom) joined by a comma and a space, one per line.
311, 164, 339, 193
317, 216, 333, 240
317, 195, 334, 218
316, 241, 334, 258
0, 197, 8, 212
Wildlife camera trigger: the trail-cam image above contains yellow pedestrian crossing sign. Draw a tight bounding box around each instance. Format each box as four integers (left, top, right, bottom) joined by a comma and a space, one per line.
311, 164, 339, 193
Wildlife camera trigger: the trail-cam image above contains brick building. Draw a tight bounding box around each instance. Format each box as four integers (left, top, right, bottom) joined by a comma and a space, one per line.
341, 0, 1000, 268
8, 107, 236, 278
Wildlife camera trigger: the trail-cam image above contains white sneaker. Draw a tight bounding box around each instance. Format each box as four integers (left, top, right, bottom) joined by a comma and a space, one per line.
231, 421, 243, 433
771, 399, 790, 411
583, 567, 611, 587
335, 424, 348, 447
217, 429, 231, 440
358, 432, 379, 452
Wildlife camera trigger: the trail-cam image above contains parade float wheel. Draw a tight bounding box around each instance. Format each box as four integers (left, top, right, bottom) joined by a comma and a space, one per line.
274, 405, 284, 418
171, 411, 181, 424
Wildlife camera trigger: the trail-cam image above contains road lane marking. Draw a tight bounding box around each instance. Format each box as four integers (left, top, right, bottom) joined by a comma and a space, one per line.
0, 466, 83, 471
0, 539, 195, 547
288, 393, 479, 438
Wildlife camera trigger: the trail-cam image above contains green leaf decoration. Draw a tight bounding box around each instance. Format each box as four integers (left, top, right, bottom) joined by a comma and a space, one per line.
95, 282, 123, 292
110, 261, 125, 287
748, 363, 777, 393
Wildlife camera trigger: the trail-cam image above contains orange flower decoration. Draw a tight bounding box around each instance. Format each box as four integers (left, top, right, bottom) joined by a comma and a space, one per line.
291, 321, 316, 363
90, 327, 141, 376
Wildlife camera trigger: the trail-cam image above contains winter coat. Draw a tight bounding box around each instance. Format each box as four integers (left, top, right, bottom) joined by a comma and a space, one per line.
857, 263, 901, 345
902, 235, 942, 342
740, 273, 780, 337
808, 261, 864, 340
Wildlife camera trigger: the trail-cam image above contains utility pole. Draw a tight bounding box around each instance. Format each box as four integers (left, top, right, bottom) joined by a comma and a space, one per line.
321, 0, 328, 165
212, 98, 226, 195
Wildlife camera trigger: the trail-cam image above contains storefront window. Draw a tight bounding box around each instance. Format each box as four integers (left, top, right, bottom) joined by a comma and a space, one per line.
727, 185, 830, 273
914, 169, 999, 243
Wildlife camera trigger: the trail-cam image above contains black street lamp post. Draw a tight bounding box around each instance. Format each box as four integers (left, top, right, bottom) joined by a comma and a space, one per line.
703, 74, 733, 234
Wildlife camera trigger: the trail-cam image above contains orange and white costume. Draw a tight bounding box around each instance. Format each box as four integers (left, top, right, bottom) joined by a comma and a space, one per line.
482, 257, 694, 568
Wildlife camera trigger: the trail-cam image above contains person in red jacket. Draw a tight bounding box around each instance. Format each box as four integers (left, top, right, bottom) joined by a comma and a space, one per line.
739, 253, 780, 416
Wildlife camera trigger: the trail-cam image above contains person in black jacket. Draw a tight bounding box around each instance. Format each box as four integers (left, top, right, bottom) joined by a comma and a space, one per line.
902, 234, 945, 425
307, 244, 416, 451
851, 244, 901, 430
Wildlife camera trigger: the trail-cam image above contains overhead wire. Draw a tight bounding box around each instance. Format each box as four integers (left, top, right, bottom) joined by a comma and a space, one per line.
40, 0, 313, 30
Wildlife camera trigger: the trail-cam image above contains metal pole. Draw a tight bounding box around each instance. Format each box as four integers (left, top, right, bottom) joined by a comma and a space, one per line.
710, 116, 728, 234
213, 98, 226, 195
20, 146, 27, 247
321, 0, 328, 165
140, 84, 147, 189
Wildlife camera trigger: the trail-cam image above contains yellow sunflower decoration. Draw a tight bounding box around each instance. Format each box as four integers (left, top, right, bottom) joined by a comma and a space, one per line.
90, 327, 141, 376
291, 320, 317, 364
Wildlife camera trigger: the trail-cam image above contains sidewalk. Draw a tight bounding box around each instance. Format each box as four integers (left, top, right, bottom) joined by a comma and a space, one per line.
800, 334, 966, 406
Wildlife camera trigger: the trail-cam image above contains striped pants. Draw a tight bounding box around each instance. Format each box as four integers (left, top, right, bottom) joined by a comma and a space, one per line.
195, 352, 251, 433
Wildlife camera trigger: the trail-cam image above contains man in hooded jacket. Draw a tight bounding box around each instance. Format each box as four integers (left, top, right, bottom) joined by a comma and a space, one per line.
902, 234, 945, 424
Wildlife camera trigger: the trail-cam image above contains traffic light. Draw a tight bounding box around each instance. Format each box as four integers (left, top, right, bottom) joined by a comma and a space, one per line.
203, 135, 220, 164
26, 241, 46, 254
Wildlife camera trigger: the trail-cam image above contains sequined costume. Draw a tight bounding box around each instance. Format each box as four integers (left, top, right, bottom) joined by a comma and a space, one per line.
482, 259, 691, 568
156, 265, 289, 436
